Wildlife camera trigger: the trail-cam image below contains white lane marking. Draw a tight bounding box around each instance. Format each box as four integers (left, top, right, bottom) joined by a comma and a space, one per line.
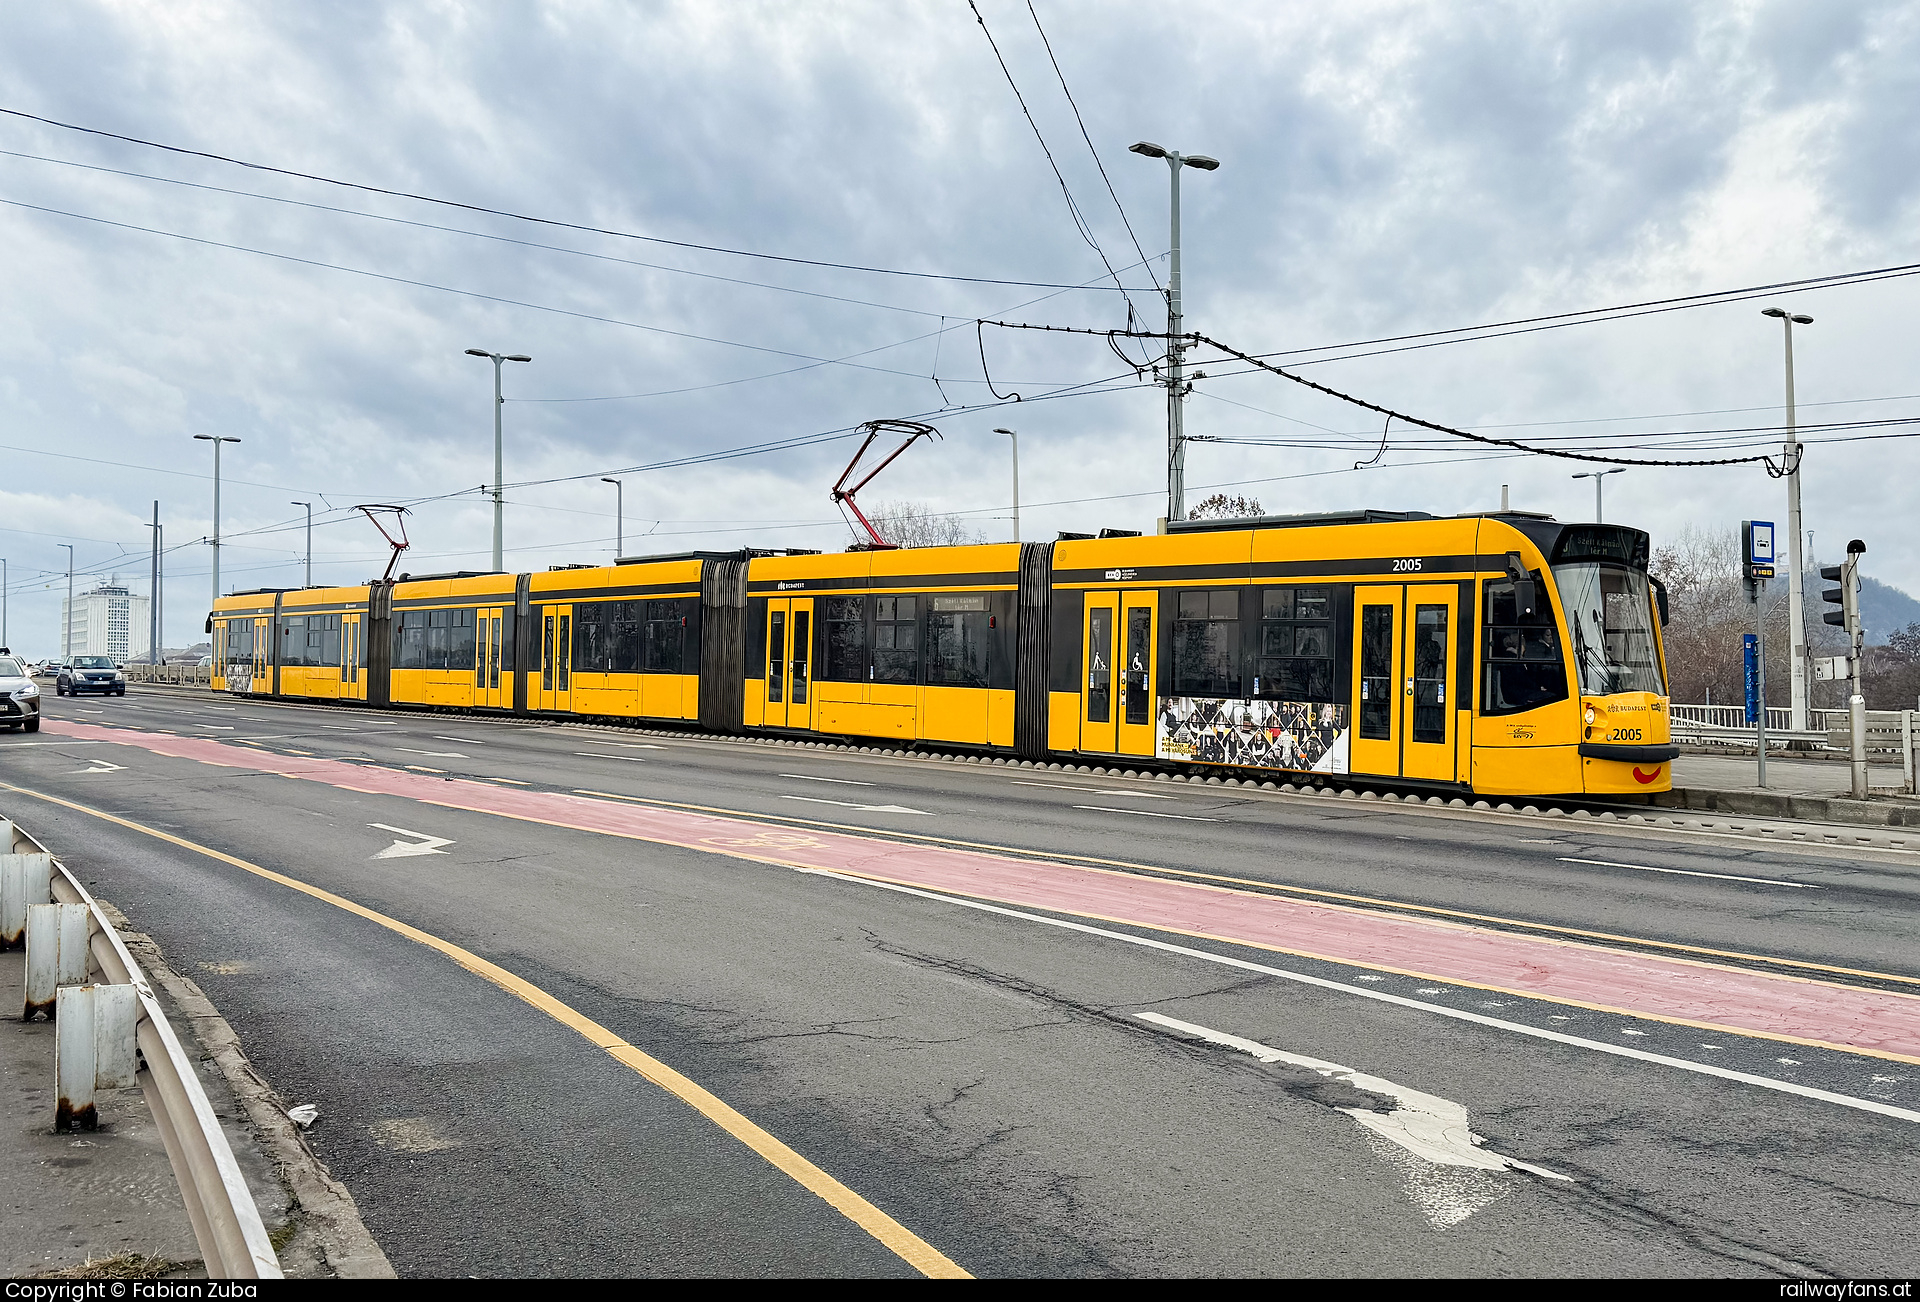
395, 747, 468, 758
433, 736, 485, 744
794, 869, 1920, 1127
1558, 856, 1819, 890
781, 773, 876, 787
197, 725, 235, 731
1, 741, 101, 747
600, 742, 667, 749
1071, 805, 1220, 822
574, 752, 647, 762
368, 823, 456, 859
779, 795, 931, 816
1136, 1011, 1571, 1197
1011, 780, 1174, 799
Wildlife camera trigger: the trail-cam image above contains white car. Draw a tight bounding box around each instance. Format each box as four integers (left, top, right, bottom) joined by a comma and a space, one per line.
0, 652, 41, 732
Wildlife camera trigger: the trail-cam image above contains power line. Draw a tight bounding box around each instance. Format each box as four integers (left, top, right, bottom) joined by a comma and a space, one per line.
1024, 0, 1162, 295
964, 1, 1138, 319
0, 104, 1145, 291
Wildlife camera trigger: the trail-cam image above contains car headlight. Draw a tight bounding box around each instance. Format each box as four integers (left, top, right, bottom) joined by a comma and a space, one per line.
113, 671, 125, 681
16, 684, 39, 698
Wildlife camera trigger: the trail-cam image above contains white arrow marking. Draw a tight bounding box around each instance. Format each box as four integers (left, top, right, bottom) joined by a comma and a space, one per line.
368, 823, 457, 859
74, 759, 127, 774
781, 773, 875, 786
1135, 1011, 1568, 1228
779, 795, 932, 816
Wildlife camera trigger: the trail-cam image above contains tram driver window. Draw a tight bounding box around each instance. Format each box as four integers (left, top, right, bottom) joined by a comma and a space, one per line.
1173, 590, 1240, 697
1482, 575, 1569, 715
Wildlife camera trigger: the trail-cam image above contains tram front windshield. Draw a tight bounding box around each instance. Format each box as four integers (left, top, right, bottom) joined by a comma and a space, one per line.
1553, 562, 1665, 696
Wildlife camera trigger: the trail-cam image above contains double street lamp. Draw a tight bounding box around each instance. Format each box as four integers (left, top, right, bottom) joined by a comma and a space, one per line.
194, 434, 241, 606
992, 428, 1020, 543
1570, 467, 1625, 522
465, 349, 532, 570
1129, 141, 1219, 523
1762, 306, 1815, 732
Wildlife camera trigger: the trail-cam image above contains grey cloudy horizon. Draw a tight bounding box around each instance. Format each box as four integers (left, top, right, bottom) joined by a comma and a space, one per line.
1, 0, 1917, 654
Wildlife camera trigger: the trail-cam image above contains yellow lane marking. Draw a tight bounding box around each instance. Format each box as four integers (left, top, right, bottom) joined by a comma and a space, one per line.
0, 780, 969, 1280
570, 789, 1920, 991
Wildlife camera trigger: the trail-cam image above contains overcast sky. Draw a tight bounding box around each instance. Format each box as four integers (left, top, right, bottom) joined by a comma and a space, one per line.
2, 0, 1916, 654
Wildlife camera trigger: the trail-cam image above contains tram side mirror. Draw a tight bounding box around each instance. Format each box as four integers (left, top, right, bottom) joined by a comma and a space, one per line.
1650, 574, 1671, 627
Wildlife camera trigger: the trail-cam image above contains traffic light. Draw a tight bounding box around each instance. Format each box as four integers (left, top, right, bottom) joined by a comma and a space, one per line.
1820, 539, 1866, 643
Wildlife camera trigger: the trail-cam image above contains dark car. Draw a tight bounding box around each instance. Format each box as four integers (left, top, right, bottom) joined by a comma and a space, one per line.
0, 653, 41, 731
58, 655, 126, 696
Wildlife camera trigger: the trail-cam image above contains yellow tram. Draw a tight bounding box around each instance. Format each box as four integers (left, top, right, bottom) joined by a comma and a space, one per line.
208, 508, 1676, 797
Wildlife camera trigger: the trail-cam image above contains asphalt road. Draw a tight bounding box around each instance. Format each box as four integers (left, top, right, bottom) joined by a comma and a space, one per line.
3, 686, 1917, 1277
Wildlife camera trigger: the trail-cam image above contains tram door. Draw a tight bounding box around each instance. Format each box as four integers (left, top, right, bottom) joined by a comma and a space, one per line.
474, 606, 507, 708
538, 604, 572, 712
1351, 584, 1460, 781
250, 617, 271, 693
340, 612, 364, 699
764, 598, 815, 730
1081, 591, 1158, 757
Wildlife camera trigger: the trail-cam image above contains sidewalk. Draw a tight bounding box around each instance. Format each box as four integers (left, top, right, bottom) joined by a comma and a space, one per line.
1, 947, 204, 1277
1673, 752, 1906, 798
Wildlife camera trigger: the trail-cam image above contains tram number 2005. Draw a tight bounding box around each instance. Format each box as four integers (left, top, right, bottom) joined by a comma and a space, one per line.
1391, 558, 1423, 572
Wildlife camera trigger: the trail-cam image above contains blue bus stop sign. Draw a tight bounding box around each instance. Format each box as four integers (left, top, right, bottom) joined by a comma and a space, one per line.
1743, 633, 1760, 724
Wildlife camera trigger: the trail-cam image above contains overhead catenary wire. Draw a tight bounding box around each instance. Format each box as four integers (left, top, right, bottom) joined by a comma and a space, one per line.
964, 1, 1141, 323
0, 104, 1150, 292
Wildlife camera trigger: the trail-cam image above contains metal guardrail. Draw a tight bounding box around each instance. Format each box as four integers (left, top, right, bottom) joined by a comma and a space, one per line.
3, 816, 282, 1279
121, 663, 215, 687
1669, 704, 1853, 733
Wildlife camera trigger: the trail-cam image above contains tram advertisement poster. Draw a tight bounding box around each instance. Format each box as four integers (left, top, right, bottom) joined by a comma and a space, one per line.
1156, 697, 1350, 774
226, 663, 252, 694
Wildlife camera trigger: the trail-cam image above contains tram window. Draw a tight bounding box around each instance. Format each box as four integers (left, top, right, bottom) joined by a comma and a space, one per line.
822, 597, 866, 682
1124, 606, 1152, 725
767, 609, 785, 702
396, 611, 427, 669
1482, 576, 1569, 715
1359, 604, 1394, 740
872, 596, 917, 683
644, 599, 683, 674
573, 602, 613, 672
1256, 587, 1335, 702
1413, 604, 1448, 743
1087, 607, 1112, 723
926, 594, 988, 688
1173, 590, 1240, 697
280, 616, 308, 667
320, 615, 341, 667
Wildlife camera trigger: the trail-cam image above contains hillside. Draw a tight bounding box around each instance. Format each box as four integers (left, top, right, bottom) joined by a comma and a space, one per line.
1859, 575, 1920, 645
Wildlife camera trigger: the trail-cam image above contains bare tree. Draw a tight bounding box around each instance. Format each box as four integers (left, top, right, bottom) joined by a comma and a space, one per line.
1188, 493, 1264, 519
858, 500, 985, 549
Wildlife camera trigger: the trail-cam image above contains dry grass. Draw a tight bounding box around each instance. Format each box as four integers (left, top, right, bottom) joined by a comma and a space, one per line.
33, 1253, 196, 1279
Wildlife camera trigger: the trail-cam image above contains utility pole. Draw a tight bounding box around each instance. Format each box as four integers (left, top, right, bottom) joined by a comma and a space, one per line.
466, 349, 532, 570
149, 502, 160, 663
60, 544, 74, 660
291, 501, 312, 587
1763, 307, 1815, 733
1130, 142, 1218, 523
993, 428, 1020, 542
193, 435, 241, 608
601, 477, 624, 558
2, 557, 8, 650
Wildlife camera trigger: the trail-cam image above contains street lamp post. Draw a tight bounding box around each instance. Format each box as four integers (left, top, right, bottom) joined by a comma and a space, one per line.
60, 544, 73, 659
291, 501, 312, 588
2, 557, 8, 650
1570, 467, 1625, 522
601, 478, 624, 558
1763, 307, 1815, 732
1129, 141, 1219, 523
193, 435, 241, 607
466, 349, 532, 570
992, 428, 1020, 543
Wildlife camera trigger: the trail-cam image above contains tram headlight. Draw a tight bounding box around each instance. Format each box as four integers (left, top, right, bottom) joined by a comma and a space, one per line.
1583, 705, 1596, 726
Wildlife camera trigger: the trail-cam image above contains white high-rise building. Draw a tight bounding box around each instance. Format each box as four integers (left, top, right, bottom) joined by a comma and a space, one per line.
61, 579, 150, 662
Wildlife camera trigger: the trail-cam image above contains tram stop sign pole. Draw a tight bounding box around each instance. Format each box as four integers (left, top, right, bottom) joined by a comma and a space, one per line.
1743, 520, 1777, 788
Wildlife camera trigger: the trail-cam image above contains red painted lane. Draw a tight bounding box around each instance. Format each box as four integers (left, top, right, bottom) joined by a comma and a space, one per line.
40, 720, 1920, 1062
